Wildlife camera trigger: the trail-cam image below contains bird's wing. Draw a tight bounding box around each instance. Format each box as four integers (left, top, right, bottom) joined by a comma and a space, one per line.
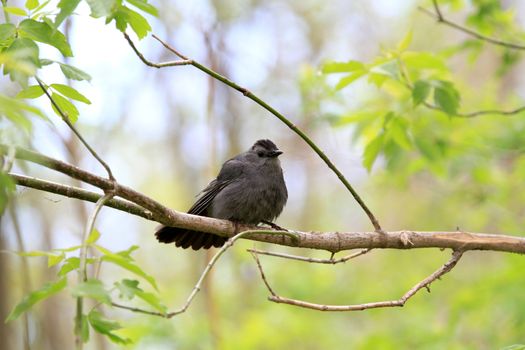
187, 158, 245, 216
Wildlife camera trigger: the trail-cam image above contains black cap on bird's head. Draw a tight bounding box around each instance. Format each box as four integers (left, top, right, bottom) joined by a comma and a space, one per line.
251, 139, 283, 158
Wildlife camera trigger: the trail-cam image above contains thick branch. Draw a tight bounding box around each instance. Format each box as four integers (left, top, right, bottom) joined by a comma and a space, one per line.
10, 173, 154, 221
5, 145, 525, 254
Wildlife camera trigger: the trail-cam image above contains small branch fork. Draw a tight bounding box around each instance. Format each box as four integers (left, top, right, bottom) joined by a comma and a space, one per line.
247, 248, 371, 264
123, 33, 383, 233
251, 249, 464, 311
420, 0, 525, 51
111, 230, 299, 318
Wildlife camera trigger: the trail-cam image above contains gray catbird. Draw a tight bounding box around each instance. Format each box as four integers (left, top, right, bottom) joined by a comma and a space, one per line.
155, 139, 288, 250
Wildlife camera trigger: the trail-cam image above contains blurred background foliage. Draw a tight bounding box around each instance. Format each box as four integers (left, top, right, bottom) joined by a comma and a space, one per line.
1, 0, 525, 349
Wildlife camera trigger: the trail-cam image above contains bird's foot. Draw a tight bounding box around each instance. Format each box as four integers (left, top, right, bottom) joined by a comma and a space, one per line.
261, 220, 288, 231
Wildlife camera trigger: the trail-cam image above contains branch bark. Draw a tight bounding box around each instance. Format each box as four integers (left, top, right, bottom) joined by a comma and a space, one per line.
5, 145, 525, 255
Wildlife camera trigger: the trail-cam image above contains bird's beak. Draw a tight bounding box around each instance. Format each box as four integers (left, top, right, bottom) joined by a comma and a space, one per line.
269, 150, 283, 157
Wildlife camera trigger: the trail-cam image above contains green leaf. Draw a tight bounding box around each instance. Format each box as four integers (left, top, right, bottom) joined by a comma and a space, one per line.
88, 310, 131, 344
335, 71, 366, 90
16, 85, 45, 99
18, 250, 65, 267
402, 51, 447, 71
57, 257, 80, 276
322, 60, 365, 74
26, 0, 39, 11
0, 93, 46, 131
415, 136, 441, 161
51, 92, 79, 123
86, 0, 117, 18
85, 228, 101, 244
0, 23, 16, 41
367, 73, 389, 88
412, 80, 431, 106
18, 19, 73, 56
31, 0, 52, 15
3, 7, 28, 16
134, 289, 166, 313
397, 30, 412, 51
125, 0, 158, 17
55, 0, 82, 27
95, 245, 158, 290
116, 245, 139, 258
53, 245, 83, 252
115, 279, 166, 313
388, 117, 412, 150
363, 134, 384, 172
50, 84, 91, 104
0, 172, 16, 213
6, 278, 67, 322
71, 279, 111, 305
369, 61, 398, 80
3, 38, 40, 87
433, 80, 460, 115
113, 6, 151, 39
39, 58, 53, 66
115, 279, 140, 299
58, 62, 92, 81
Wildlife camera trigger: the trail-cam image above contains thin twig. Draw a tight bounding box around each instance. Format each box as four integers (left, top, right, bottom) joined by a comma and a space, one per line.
246, 248, 371, 264
252, 250, 464, 311
165, 229, 299, 318
123, 33, 192, 68
110, 229, 300, 318
75, 192, 114, 349
111, 302, 164, 317
250, 252, 277, 296
35, 77, 116, 181
419, 2, 525, 51
124, 33, 383, 232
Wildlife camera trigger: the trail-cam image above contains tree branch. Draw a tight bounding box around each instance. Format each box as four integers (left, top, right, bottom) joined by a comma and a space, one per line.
35, 77, 115, 181
124, 33, 383, 232
5, 145, 525, 255
252, 249, 464, 311
419, 2, 525, 51
246, 248, 371, 264
10, 173, 155, 221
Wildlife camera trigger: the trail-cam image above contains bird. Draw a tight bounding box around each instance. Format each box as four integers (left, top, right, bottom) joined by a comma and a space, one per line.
155, 139, 288, 250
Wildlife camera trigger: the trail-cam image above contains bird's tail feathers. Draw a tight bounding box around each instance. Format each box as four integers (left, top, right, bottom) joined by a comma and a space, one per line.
155, 226, 227, 250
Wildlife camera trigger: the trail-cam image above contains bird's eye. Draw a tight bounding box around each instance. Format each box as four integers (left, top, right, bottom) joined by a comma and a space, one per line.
257, 151, 265, 157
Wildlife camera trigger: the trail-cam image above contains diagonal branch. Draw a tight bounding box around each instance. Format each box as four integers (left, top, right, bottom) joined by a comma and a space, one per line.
124, 33, 383, 232
419, 1, 525, 51
35, 77, 115, 181
251, 249, 464, 311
